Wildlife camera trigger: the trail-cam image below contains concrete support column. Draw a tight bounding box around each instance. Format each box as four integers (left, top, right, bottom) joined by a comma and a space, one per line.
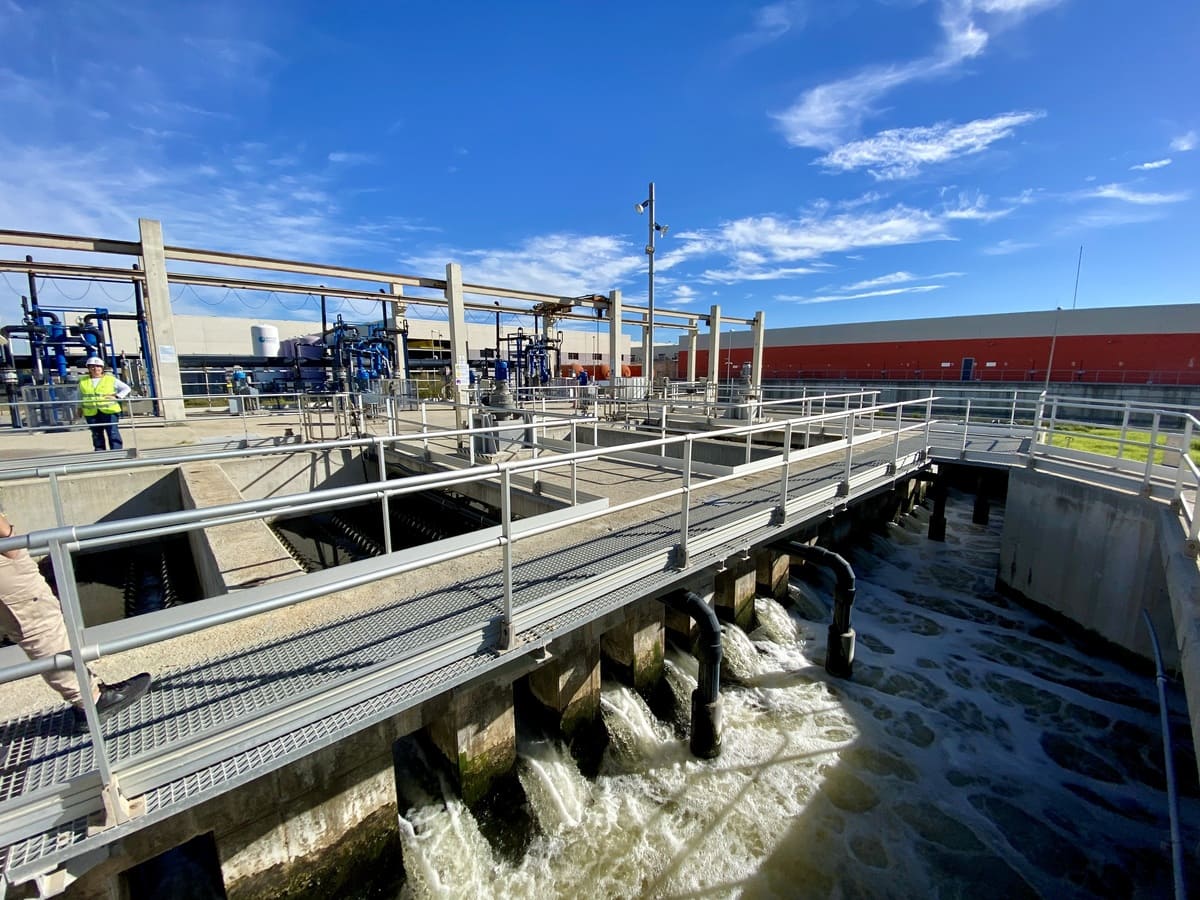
755, 548, 789, 599
601, 598, 664, 693
715, 553, 756, 630
137, 218, 186, 422
750, 310, 765, 403
607, 289, 623, 392
686, 328, 698, 383
389, 283, 407, 390
706, 305, 721, 411
427, 680, 516, 805
972, 475, 990, 525
928, 474, 948, 542
444, 264, 468, 439
528, 640, 600, 739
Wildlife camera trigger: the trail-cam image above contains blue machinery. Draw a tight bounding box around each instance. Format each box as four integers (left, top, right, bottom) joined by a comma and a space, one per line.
1, 259, 154, 427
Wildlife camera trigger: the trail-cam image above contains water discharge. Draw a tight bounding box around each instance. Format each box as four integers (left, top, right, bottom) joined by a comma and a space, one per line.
393, 493, 1198, 898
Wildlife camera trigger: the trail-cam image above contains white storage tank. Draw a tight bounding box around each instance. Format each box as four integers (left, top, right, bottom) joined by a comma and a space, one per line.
250, 324, 280, 358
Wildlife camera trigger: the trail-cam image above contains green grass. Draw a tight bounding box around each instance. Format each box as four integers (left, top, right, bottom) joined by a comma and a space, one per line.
1048, 424, 1200, 467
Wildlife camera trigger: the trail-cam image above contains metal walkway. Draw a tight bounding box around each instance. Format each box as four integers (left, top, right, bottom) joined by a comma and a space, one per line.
0, 410, 931, 892
3, 391, 1198, 895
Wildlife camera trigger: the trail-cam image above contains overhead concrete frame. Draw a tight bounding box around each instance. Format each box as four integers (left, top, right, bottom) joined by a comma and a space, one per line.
707, 304, 721, 408
138, 218, 186, 422
444, 263, 469, 437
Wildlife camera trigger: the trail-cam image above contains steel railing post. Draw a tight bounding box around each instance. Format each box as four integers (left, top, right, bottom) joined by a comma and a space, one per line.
1010, 390, 1017, 426
47, 538, 129, 823
960, 399, 972, 457
1144, 412, 1161, 490
777, 420, 793, 518
570, 420, 578, 506
842, 394, 850, 440
1172, 418, 1192, 504
419, 401, 430, 457
892, 401, 903, 468
677, 437, 693, 567
841, 412, 854, 495
924, 392, 934, 451
1118, 405, 1131, 460
376, 436, 392, 554
48, 471, 67, 526
501, 466, 514, 649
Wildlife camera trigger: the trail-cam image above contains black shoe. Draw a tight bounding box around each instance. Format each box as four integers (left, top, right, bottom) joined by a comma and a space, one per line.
73, 673, 152, 731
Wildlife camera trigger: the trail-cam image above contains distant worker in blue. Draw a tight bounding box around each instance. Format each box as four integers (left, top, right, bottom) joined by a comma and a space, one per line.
231, 364, 250, 395
78, 357, 131, 452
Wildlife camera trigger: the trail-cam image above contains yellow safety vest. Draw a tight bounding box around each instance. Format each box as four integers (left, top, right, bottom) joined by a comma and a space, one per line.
79, 374, 121, 415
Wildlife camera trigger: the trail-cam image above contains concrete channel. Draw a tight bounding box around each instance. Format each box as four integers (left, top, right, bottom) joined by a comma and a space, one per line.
0, 399, 1197, 898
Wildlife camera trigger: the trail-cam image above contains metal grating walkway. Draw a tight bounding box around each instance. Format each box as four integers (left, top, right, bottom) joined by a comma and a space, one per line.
0, 432, 931, 885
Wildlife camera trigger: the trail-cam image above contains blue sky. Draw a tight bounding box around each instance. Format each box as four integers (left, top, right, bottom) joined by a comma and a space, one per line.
0, 0, 1196, 342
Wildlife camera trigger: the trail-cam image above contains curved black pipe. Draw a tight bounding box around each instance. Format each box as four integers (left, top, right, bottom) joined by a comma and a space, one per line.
785, 542, 857, 678
662, 590, 723, 759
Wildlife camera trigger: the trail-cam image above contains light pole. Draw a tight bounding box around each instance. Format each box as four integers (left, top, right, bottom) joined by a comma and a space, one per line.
635, 182, 668, 392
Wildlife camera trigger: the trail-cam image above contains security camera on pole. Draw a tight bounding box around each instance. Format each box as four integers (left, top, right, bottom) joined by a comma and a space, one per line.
635, 182, 668, 399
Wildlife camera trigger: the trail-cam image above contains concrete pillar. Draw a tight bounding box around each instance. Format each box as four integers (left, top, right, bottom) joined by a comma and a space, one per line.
972, 475, 990, 525
426, 680, 516, 805
928, 475, 948, 542
607, 289, 623, 389
715, 553, 756, 630
755, 548, 789, 600
389, 283, 407, 390
444, 264, 468, 440
686, 328, 698, 383
528, 641, 600, 739
706, 305, 721, 410
601, 598, 664, 693
137, 218, 186, 422
750, 310, 765, 402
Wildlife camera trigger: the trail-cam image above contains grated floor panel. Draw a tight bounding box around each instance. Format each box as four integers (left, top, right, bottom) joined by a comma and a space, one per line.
1, 434, 929, 878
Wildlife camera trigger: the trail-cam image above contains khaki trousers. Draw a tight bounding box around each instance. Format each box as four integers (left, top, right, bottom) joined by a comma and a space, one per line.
0, 550, 97, 705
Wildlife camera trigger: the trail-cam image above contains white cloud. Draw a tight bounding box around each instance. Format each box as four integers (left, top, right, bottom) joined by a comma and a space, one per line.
1130, 158, 1172, 171
730, 1, 807, 54
406, 234, 643, 298
778, 284, 946, 304
983, 239, 1036, 255
843, 271, 962, 290
328, 151, 376, 165
1088, 183, 1190, 205
773, 0, 1060, 148
816, 111, 1044, 179
1169, 130, 1197, 152
941, 192, 1014, 221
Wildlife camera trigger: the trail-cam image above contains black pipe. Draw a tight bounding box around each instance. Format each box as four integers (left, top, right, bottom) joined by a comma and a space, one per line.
661, 590, 723, 759
929, 475, 948, 541
785, 542, 857, 677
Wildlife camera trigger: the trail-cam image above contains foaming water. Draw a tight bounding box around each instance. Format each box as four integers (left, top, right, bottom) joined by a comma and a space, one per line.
394, 492, 1198, 898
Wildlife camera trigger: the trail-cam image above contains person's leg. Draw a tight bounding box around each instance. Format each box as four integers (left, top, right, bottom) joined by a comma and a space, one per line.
85, 414, 107, 451
0, 592, 98, 705
105, 413, 123, 450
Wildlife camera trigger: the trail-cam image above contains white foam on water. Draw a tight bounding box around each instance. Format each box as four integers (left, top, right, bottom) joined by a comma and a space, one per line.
394, 490, 1196, 898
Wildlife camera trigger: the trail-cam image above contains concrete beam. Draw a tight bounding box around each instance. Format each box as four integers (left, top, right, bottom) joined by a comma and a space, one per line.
138, 219, 186, 423
528, 638, 600, 739
601, 598, 665, 693
427, 680, 516, 805
179, 463, 305, 595
715, 553, 756, 631
755, 548, 789, 600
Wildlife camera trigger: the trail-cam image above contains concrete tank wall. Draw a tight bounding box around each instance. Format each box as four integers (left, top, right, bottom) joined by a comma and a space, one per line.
997, 467, 1174, 665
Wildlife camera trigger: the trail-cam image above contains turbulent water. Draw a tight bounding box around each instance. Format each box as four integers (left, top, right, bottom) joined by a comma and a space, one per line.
391, 493, 1198, 898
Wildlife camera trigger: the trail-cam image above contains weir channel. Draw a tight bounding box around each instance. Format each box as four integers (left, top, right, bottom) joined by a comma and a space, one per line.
0, 393, 1197, 898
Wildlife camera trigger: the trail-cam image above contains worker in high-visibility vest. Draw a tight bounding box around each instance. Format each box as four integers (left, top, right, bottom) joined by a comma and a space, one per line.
78, 356, 131, 451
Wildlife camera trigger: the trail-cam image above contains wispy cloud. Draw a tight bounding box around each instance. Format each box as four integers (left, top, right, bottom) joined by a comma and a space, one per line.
730, 1, 807, 55
941, 191, 1014, 221
1130, 158, 1172, 171
1087, 183, 1190, 205
773, 0, 1061, 148
843, 271, 962, 291
328, 151, 377, 165
816, 111, 1044, 179
778, 284, 946, 305
983, 238, 1036, 255
1170, 130, 1197, 152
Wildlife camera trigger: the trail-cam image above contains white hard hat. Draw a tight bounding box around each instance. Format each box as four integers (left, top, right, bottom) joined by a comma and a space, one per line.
85, 357, 104, 367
